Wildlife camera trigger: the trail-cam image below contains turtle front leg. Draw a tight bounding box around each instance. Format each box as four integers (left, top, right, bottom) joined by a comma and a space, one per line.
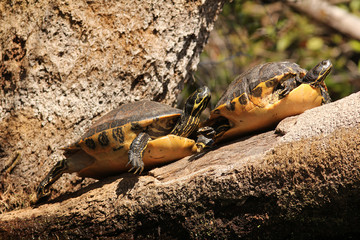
128, 132, 151, 174
196, 126, 216, 151
320, 84, 331, 104
33, 159, 69, 204
278, 79, 298, 99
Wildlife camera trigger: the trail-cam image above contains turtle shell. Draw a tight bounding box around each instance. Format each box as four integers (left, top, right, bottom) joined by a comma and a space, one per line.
207, 62, 326, 142
81, 101, 182, 140
215, 62, 306, 109
63, 101, 198, 178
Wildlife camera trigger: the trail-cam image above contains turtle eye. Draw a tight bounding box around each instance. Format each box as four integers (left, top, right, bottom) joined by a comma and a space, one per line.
318, 60, 332, 73
320, 59, 331, 67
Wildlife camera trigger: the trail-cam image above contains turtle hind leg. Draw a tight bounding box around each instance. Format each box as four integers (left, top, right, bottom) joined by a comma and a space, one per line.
33, 159, 69, 204
32, 150, 95, 204
128, 132, 151, 174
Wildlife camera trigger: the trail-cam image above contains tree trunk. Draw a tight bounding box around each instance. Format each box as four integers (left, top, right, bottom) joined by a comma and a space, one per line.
1, 92, 360, 239
0, 0, 226, 211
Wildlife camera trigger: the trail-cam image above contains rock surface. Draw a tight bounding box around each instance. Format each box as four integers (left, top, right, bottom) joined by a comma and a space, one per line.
278, 92, 360, 142
0, 92, 359, 239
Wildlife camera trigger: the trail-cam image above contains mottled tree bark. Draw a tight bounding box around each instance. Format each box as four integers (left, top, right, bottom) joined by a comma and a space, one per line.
0, 0, 225, 211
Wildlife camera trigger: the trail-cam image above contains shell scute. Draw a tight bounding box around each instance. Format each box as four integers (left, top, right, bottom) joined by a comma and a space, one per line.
112, 127, 124, 143
83, 101, 181, 140
238, 94, 248, 105
206, 61, 329, 143
98, 131, 110, 146
63, 101, 182, 153
85, 138, 96, 150
216, 62, 306, 110
95, 123, 111, 134
251, 86, 263, 98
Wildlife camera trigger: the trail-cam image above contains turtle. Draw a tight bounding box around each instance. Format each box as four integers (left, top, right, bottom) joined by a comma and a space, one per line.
199, 59, 332, 143
34, 86, 211, 203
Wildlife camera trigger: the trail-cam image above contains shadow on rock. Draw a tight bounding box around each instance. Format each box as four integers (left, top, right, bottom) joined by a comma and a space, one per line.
33, 173, 140, 207
116, 173, 140, 197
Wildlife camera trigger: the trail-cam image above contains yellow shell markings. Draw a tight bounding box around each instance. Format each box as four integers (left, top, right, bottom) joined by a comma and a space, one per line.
198, 60, 331, 148
210, 72, 298, 121
74, 121, 146, 178
249, 71, 299, 108
62, 114, 200, 178
214, 84, 323, 142
33, 88, 211, 204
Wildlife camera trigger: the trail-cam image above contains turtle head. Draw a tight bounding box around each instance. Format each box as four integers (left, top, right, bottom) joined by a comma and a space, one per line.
184, 86, 211, 118
170, 86, 211, 137
303, 59, 332, 86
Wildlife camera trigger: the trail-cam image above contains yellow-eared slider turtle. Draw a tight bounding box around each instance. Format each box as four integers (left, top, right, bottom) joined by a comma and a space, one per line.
200, 60, 332, 143
34, 87, 210, 203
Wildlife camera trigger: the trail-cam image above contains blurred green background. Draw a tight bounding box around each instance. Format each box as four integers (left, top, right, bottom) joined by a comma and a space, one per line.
180, 0, 360, 110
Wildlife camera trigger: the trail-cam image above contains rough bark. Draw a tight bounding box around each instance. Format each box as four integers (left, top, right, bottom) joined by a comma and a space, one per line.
1, 92, 359, 239
0, 0, 225, 211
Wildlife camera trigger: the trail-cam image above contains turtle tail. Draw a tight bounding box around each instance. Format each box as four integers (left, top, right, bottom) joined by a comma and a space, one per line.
33, 159, 69, 204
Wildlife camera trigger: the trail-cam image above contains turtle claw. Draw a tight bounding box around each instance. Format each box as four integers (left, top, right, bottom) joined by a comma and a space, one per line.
127, 164, 144, 175
127, 156, 144, 175
128, 132, 149, 175
133, 166, 144, 175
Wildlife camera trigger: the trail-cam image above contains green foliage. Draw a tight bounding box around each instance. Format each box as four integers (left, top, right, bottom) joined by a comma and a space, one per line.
182, 0, 360, 107
349, 40, 360, 52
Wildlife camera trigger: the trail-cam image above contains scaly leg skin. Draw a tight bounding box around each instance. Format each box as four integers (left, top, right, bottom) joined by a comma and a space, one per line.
196, 126, 216, 152
189, 127, 217, 161
278, 79, 298, 99
320, 85, 331, 104
128, 132, 151, 174
195, 117, 231, 153
33, 159, 69, 204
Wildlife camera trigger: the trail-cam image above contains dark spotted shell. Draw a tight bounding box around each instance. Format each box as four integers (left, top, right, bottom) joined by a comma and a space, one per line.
216, 62, 306, 108
80, 101, 182, 140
